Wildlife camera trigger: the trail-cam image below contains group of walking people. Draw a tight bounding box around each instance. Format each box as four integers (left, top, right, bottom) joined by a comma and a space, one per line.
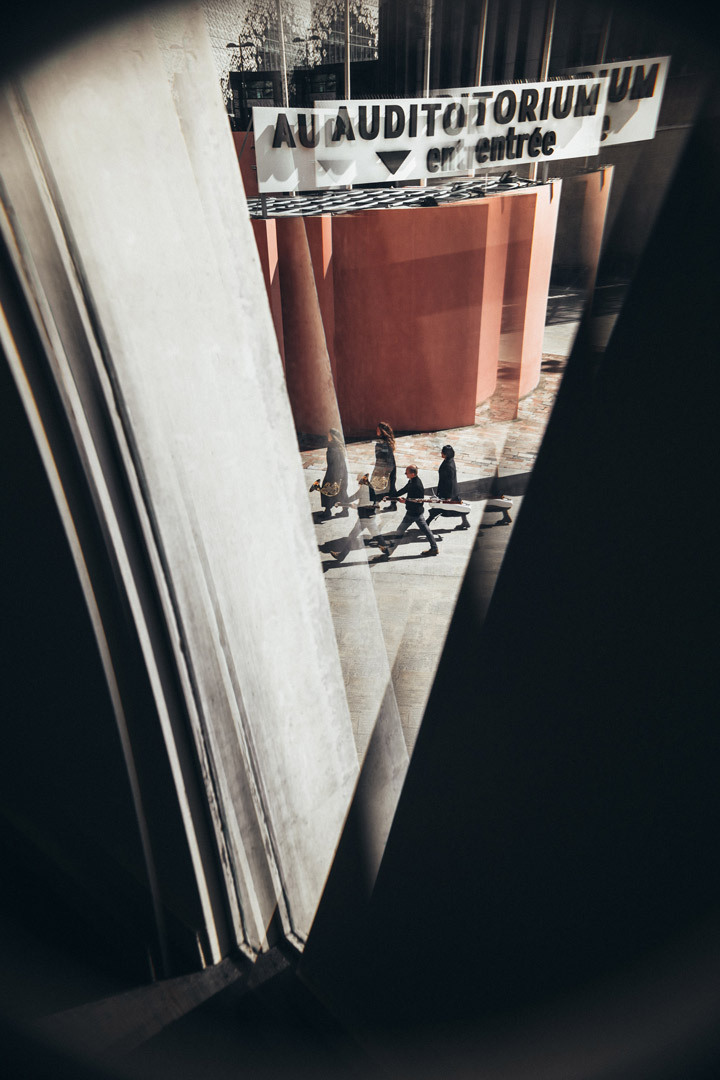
311, 421, 478, 562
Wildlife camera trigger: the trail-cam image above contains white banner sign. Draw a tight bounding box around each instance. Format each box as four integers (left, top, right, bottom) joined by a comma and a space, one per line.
442, 57, 670, 149
253, 78, 608, 193
564, 56, 670, 146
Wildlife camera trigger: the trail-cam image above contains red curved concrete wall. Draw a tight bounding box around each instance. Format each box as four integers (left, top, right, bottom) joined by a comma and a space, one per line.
274, 216, 340, 436
247, 180, 580, 437
329, 199, 496, 436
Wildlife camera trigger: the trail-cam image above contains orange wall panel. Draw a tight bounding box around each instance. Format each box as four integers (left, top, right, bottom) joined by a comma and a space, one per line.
329, 201, 494, 437
248, 181, 575, 437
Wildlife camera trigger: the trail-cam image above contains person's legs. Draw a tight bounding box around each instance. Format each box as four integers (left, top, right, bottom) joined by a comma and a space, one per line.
347, 516, 366, 548
429, 507, 452, 540
378, 513, 411, 555
387, 467, 398, 510
330, 516, 363, 560
486, 497, 512, 525
414, 515, 439, 553
363, 515, 380, 543
319, 495, 333, 520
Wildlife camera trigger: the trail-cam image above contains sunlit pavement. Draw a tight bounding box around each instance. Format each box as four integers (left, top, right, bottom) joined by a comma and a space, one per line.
300, 308, 616, 757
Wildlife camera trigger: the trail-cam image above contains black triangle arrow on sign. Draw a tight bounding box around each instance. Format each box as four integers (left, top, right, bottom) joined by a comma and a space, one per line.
317, 159, 354, 175
376, 150, 411, 175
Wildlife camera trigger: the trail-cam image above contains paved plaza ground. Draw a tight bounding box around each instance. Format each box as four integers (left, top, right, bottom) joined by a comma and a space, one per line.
300, 297, 619, 757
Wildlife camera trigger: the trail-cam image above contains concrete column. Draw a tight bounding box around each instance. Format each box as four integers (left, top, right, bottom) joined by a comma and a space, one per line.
304, 215, 336, 377
497, 183, 562, 417
552, 167, 614, 296
232, 130, 259, 197
477, 194, 512, 404
251, 219, 285, 366
518, 181, 562, 399
275, 216, 341, 437
17, 9, 358, 952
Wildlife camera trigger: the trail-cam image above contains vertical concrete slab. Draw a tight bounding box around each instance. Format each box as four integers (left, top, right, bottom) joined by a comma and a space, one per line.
553, 167, 614, 296
304, 215, 336, 377
518, 181, 562, 399
232, 129, 259, 197
250, 219, 410, 899
275, 215, 341, 437
251, 219, 285, 366
18, 10, 358, 949
497, 183, 562, 416
499, 191, 537, 417
477, 194, 511, 404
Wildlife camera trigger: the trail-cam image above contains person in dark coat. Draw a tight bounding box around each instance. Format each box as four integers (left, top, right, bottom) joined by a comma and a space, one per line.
371, 421, 398, 511
311, 427, 348, 520
374, 465, 438, 559
426, 444, 470, 535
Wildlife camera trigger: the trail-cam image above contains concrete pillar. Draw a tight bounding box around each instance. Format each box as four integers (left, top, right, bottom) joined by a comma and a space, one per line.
553, 167, 614, 295
232, 130, 259, 197
497, 182, 562, 417
477, 194, 512, 404
275, 216, 341, 437
304, 215, 336, 378
251, 218, 285, 366
16, 9, 358, 953
518, 181, 562, 399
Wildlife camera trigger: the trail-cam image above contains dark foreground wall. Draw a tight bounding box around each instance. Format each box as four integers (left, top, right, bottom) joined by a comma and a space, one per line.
300, 78, 720, 1075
